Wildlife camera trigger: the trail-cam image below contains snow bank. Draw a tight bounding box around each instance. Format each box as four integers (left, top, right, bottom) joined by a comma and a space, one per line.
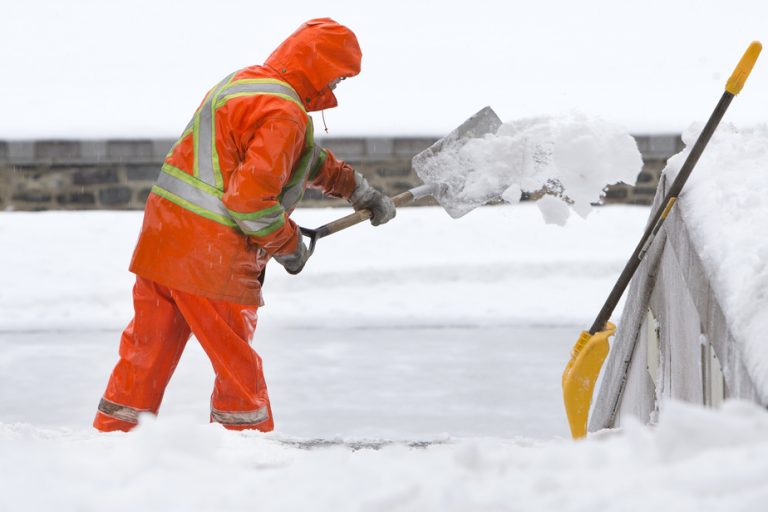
668, 124, 768, 401
414, 113, 642, 224
2, 400, 767, 511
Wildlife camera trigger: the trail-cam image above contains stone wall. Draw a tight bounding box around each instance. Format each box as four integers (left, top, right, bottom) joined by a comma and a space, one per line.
0, 135, 683, 211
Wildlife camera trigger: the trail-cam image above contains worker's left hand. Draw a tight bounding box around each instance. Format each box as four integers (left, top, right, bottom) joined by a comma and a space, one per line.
349, 173, 396, 226
273, 237, 311, 275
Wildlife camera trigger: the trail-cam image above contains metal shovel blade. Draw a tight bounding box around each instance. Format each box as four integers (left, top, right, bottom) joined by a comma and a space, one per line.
411, 106, 503, 218
299, 107, 504, 247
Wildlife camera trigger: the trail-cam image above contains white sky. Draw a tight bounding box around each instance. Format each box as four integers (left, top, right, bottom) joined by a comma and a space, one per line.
2, 0, 767, 138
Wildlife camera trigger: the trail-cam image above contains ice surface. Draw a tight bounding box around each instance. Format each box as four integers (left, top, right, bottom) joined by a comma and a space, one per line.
414, 113, 643, 223
666, 124, 768, 401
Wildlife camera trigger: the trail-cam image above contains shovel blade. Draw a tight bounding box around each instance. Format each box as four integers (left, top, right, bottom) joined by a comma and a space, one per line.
562, 323, 616, 439
412, 106, 503, 218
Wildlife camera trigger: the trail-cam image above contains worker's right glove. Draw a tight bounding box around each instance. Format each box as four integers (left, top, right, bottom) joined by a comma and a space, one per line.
273, 236, 311, 275
349, 173, 396, 226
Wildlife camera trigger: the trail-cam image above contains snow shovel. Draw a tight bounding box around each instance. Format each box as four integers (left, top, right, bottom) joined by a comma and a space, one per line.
300, 106, 503, 254
562, 41, 762, 439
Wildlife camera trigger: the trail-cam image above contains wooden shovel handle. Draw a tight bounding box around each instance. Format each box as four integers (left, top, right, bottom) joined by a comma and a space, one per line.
308, 190, 416, 240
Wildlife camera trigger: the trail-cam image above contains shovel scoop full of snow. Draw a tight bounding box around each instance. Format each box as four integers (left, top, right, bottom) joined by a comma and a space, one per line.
411, 106, 504, 219
299, 107, 505, 249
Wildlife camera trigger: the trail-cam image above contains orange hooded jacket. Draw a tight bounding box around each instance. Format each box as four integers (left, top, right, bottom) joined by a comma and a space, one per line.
129, 19, 362, 305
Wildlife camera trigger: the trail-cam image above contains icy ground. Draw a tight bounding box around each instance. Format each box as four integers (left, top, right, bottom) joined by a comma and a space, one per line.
2, 205, 768, 510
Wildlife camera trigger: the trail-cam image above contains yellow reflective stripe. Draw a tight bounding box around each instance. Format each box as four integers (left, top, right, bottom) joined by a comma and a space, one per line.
215, 92, 305, 111
151, 186, 237, 228
223, 78, 303, 108
309, 148, 327, 181
238, 214, 286, 238
166, 121, 194, 159
160, 74, 322, 234
227, 203, 283, 220
231, 78, 295, 86
193, 82, 223, 180
155, 164, 290, 237
194, 72, 236, 186
228, 205, 287, 237
161, 163, 223, 198
210, 75, 237, 191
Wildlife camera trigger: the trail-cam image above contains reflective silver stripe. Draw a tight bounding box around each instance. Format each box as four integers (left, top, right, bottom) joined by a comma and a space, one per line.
196, 77, 303, 189
155, 169, 231, 219
163, 76, 319, 232
97, 398, 149, 424
211, 406, 269, 425
217, 81, 302, 106
195, 72, 237, 187
230, 207, 286, 236
281, 145, 321, 209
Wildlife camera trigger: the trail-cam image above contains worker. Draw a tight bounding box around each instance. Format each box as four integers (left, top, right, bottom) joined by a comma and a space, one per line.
93, 18, 395, 432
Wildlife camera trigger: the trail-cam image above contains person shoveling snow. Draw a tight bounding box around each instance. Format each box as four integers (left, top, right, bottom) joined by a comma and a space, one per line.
94, 18, 395, 433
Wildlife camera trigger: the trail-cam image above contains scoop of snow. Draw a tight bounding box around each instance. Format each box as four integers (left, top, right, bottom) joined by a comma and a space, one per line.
415, 112, 643, 223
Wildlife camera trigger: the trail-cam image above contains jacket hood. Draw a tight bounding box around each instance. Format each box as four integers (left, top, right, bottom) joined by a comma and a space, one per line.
265, 18, 362, 112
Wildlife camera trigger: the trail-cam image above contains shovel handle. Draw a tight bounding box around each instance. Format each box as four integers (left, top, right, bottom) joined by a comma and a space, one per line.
299, 182, 442, 256
299, 192, 414, 257
309, 190, 416, 240
588, 41, 762, 335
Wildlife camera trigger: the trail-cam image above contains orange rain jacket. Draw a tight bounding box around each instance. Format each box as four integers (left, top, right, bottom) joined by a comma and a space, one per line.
130, 19, 362, 305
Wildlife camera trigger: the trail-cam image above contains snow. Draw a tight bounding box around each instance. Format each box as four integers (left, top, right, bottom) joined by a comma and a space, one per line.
0, 205, 646, 332
2, 1, 767, 138
413, 113, 642, 222
669, 124, 768, 402
3, 204, 768, 509
2, 401, 768, 511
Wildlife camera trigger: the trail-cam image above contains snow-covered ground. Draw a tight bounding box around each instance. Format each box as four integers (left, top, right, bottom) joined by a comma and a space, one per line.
3, 204, 768, 510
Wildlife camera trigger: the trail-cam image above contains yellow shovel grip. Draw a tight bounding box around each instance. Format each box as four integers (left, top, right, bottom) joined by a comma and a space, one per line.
725, 41, 762, 95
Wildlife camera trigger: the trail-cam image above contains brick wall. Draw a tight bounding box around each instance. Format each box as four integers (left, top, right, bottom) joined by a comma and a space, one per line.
0, 135, 682, 211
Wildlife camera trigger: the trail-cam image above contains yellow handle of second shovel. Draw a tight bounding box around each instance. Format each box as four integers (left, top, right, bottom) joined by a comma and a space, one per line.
725, 41, 762, 95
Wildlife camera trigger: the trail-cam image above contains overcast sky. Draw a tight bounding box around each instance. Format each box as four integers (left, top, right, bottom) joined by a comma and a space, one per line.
2, 0, 767, 138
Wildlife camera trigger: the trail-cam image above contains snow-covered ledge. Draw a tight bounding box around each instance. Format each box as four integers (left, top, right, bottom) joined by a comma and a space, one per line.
590, 125, 768, 431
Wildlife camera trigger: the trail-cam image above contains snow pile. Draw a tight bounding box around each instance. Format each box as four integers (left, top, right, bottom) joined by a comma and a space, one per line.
669, 123, 768, 402
414, 112, 643, 224
2, 400, 768, 511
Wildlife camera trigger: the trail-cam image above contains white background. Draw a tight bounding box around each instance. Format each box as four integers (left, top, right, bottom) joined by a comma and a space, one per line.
2, 0, 767, 138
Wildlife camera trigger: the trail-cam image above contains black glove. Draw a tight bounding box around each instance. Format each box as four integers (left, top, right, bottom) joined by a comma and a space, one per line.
273, 236, 310, 275
349, 173, 396, 226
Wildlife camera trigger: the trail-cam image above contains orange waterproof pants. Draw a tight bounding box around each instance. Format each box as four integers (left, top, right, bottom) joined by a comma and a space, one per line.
93, 276, 273, 432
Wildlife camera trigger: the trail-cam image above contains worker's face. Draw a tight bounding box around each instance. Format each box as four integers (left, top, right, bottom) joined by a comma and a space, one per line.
329, 77, 346, 91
